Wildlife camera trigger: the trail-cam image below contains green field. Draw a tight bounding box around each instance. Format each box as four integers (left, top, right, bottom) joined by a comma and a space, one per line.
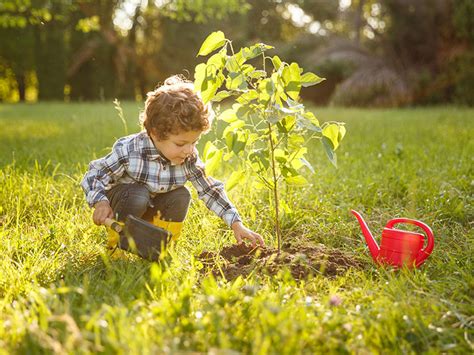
0, 103, 472, 353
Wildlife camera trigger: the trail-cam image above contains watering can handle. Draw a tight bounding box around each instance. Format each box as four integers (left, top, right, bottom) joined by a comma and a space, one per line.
386, 218, 434, 266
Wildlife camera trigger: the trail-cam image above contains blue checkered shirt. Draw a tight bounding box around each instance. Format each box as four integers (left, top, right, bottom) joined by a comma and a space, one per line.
81, 131, 241, 226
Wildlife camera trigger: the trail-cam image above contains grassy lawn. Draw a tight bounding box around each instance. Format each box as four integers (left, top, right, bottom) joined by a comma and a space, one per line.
0, 102, 472, 353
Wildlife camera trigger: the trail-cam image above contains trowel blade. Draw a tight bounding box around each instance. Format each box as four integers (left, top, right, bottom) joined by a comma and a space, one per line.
118, 215, 171, 261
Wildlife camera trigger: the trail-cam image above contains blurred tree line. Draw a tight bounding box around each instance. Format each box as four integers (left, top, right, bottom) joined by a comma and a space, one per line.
0, 0, 472, 106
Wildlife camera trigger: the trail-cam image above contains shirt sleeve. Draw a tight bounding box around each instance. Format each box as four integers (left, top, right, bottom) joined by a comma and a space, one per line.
185, 151, 241, 227
81, 139, 128, 207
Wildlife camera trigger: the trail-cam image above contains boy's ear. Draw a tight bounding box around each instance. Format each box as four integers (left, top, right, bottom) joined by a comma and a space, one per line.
149, 129, 159, 141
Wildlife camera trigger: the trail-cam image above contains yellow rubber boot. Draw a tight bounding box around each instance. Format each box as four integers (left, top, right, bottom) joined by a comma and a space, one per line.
106, 221, 126, 259
152, 216, 184, 241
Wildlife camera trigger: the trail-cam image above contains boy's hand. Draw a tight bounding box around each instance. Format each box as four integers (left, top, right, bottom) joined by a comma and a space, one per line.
231, 221, 265, 247
93, 200, 114, 226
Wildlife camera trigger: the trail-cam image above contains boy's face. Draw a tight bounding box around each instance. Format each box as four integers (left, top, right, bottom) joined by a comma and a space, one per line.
151, 130, 202, 165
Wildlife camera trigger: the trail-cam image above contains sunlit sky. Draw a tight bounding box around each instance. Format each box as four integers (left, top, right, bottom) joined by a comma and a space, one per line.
339, 0, 351, 10
114, 0, 354, 34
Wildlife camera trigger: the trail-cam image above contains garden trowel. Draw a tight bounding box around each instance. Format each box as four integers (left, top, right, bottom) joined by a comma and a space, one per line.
104, 215, 171, 261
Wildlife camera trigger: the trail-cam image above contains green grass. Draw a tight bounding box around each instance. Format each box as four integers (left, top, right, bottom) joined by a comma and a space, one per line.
0, 102, 473, 353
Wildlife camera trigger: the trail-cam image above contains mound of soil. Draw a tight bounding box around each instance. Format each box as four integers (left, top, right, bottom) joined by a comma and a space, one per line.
198, 242, 367, 281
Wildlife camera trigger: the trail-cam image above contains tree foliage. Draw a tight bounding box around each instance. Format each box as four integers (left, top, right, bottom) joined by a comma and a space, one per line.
194, 31, 345, 250
297, 0, 474, 106
0, 0, 472, 105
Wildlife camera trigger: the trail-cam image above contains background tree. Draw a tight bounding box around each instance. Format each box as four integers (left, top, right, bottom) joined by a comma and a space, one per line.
0, 0, 472, 105
0, 0, 249, 101
292, 0, 473, 107
0, 25, 35, 101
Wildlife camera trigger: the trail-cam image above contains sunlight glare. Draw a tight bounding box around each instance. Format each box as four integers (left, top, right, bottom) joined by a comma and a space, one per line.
340, 0, 351, 10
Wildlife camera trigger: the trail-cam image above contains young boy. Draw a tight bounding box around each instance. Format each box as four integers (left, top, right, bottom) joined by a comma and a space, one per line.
81, 75, 264, 248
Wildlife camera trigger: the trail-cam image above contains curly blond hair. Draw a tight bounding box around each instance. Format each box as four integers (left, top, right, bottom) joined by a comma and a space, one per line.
140, 75, 213, 140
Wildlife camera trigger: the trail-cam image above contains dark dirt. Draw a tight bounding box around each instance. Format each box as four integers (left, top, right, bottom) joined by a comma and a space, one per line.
197, 241, 368, 281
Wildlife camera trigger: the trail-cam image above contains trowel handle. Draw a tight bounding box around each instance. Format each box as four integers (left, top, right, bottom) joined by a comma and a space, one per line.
104, 218, 123, 233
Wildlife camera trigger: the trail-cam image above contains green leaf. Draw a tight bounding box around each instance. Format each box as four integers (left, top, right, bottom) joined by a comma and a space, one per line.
322, 137, 338, 168
226, 170, 246, 191
223, 119, 245, 138
223, 152, 234, 161
203, 74, 223, 104
297, 112, 321, 132
203, 141, 218, 160
288, 134, 305, 149
303, 111, 320, 126
339, 125, 347, 141
281, 166, 299, 177
241, 64, 255, 75
282, 66, 291, 85
241, 43, 274, 60
289, 147, 307, 161
232, 132, 247, 155
286, 97, 304, 110
271, 72, 285, 94
206, 50, 226, 71
288, 148, 309, 170
290, 158, 304, 170
204, 149, 223, 175
274, 148, 287, 164
198, 31, 226, 56
226, 72, 247, 90
203, 141, 223, 175
194, 63, 223, 104
249, 150, 270, 170
225, 132, 235, 152
218, 108, 237, 122
235, 104, 256, 120
258, 78, 274, 104
286, 62, 302, 100
300, 158, 315, 173
212, 90, 233, 102
284, 175, 309, 186
322, 123, 341, 150
274, 104, 299, 115
267, 114, 284, 124
248, 70, 267, 80
276, 115, 296, 133
300, 72, 325, 87
193, 63, 207, 92
280, 199, 293, 214
225, 55, 244, 72
224, 129, 247, 154
289, 63, 301, 79
236, 90, 259, 104
272, 55, 283, 70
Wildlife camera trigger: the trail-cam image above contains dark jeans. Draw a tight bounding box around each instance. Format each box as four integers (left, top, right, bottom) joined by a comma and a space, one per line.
106, 183, 191, 223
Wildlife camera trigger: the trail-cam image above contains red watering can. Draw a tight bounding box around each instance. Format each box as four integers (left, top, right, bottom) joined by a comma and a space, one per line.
351, 210, 434, 268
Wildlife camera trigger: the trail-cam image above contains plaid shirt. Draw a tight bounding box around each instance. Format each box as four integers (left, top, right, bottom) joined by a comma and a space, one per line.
81, 131, 241, 226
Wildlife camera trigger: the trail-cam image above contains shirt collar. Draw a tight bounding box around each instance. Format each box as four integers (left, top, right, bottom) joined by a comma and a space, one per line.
141, 131, 170, 164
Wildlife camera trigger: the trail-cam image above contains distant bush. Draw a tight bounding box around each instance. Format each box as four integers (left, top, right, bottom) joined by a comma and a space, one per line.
300, 60, 354, 105
330, 66, 411, 107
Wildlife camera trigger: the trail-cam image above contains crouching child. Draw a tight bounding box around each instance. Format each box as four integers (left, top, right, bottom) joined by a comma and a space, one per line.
81, 75, 264, 254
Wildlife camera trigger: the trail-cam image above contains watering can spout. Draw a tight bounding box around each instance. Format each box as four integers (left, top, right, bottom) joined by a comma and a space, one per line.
351, 210, 380, 260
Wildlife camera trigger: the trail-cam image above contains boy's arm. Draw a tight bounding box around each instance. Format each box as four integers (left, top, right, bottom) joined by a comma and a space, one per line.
81, 140, 128, 208
185, 153, 241, 227
185, 154, 264, 247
